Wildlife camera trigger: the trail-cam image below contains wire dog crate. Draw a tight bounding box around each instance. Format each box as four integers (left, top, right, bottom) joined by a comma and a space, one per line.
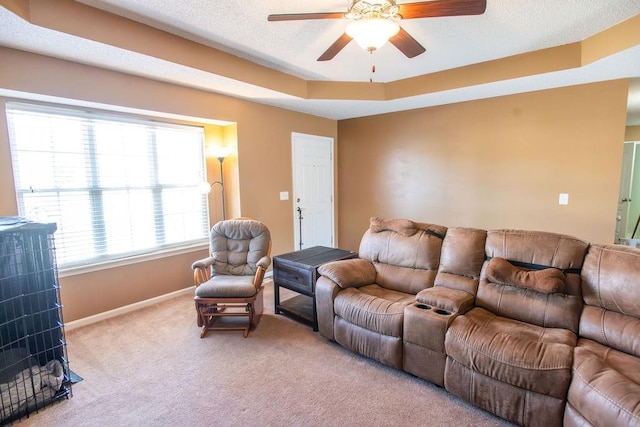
0, 218, 72, 424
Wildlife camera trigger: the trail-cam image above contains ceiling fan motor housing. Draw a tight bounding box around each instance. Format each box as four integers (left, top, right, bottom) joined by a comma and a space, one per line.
345, 0, 402, 52
346, 0, 402, 21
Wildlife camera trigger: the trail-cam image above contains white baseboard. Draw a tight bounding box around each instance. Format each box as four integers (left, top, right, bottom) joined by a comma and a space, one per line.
65, 286, 195, 331
65, 271, 274, 331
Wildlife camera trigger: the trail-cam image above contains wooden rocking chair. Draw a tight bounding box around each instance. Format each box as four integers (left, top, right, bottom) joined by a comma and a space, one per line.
192, 218, 271, 338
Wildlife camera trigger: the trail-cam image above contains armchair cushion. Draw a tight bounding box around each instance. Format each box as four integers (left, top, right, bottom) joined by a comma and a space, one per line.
486, 257, 566, 294
210, 219, 271, 276
195, 275, 257, 298
317, 258, 376, 289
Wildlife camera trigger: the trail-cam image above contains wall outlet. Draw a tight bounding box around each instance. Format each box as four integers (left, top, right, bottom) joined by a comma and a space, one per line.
280, 191, 289, 201
559, 193, 569, 205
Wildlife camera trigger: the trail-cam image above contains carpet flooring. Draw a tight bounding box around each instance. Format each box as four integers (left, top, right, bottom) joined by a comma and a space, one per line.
17, 281, 514, 426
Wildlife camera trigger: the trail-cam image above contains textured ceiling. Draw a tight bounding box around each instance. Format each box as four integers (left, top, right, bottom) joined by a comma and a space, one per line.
0, 0, 639, 122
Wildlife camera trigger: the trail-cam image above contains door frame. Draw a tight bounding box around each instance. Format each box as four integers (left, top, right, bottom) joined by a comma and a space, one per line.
291, 132, 335, 250
616, 142, 636, 242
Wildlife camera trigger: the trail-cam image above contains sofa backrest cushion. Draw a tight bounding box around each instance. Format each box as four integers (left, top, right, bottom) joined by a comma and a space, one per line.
359, 217, 447, 295
477, 230, 589, 333
434, 227, 487, 295
580, 244, 640, 357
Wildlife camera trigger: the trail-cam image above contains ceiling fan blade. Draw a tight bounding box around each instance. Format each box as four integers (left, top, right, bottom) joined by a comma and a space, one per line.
398, 0, 487, 19
268, 12, 344, 21
317, 33, 353, 61
389, 28, 426, 58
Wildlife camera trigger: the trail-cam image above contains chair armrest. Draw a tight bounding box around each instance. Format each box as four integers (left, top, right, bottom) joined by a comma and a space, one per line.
317, 258, 376, 289
192, 256, 215, 286
192, 256, 215, 271
257, 255, 272, 270
251, 256, 272, 289
416, 287, 475, 315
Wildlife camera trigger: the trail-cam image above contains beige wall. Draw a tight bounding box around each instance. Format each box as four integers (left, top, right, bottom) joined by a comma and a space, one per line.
337, 80, 629, 251
0, 47, 337, 321
0, 45, 631, 322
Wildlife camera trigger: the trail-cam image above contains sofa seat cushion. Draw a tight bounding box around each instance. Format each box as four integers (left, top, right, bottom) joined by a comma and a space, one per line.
445, 307, 576, 398
334, 284, 415, 337
567, 338, 640, 426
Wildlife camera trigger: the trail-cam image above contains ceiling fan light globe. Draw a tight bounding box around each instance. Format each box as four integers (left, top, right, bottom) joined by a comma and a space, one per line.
345, 18, 400, 51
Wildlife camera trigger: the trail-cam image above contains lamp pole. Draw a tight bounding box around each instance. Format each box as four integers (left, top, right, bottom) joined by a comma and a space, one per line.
211, 156, 226, 220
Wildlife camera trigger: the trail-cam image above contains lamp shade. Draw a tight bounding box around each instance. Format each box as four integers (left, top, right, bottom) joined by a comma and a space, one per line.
345, 17, 400, 51
206, 145, 230, 159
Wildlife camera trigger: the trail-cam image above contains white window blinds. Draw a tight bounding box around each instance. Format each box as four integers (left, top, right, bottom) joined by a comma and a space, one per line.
5, 102, 209, 268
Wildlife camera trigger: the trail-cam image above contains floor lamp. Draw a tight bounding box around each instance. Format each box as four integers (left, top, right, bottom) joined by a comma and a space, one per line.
211, 155, 226, 220
201, 153, 227, 220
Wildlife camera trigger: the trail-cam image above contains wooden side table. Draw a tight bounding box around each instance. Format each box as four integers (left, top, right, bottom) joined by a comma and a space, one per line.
273, 246, 357, 331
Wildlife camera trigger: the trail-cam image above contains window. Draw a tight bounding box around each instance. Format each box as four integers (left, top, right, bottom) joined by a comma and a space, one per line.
5, 102, 209, 268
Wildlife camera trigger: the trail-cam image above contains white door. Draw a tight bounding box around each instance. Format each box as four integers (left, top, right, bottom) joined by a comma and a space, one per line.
292, 133, 334, 250
615, 142, 635, 242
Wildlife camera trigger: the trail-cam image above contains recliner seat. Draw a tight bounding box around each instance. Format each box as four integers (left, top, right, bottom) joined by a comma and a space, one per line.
444, 230, 588, 427
317, 217, 446, 369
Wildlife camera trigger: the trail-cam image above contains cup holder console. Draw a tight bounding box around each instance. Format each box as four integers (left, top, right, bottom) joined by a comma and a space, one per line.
413, 303, 451, 316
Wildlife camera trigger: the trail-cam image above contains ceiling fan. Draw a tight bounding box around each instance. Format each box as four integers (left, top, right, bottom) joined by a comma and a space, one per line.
268, 0, 487, 61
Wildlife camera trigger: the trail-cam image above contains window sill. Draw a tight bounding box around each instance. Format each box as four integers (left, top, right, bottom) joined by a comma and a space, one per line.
58, 242, 209, 278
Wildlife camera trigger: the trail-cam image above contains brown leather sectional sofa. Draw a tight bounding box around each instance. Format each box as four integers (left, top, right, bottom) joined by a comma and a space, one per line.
315, 217, 640, 427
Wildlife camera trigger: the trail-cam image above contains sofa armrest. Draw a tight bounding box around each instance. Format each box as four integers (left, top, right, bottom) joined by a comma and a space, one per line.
316, 277, 342, 341
317, 258, 376, 289
416, 286, 475, 315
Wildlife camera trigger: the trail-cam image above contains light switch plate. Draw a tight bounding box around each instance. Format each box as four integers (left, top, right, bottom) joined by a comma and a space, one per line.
559, 193, 569, 205
280, 191, 289, 201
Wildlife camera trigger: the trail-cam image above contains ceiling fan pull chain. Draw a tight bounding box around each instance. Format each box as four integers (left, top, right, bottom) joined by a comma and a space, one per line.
370, 50, 376, 83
